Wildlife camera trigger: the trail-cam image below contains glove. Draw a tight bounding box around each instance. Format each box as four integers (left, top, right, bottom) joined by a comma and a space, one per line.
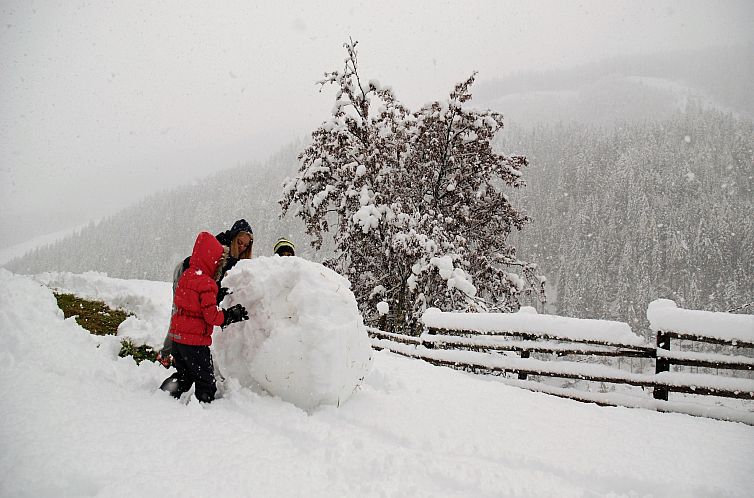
216, 286, 231, 304
222, 303, 249, 328
156, 350, 173, 368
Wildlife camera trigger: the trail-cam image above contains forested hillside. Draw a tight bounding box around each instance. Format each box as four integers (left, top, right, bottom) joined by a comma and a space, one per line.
5, 143, 312, 281
501, 105, 753, 331
8, 105, 750, 332
5, 47, 753, 331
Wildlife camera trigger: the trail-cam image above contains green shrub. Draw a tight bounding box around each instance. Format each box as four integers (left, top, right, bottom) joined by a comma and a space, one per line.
118, 338, 159, 365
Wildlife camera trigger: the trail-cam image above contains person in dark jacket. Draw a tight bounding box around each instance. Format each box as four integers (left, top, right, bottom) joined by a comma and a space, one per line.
212, 218, 254, 277
157, 219, 253, 365
159, 231, 248, 403
177, 218, 253, 282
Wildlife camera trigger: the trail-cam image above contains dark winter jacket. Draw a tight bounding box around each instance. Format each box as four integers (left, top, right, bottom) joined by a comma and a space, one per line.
215, 218, 253, 247
168, 232, 226, 347
180, 218, 253, 282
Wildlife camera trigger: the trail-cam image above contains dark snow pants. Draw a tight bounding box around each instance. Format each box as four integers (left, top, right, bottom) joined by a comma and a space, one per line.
159, 342, 217, 403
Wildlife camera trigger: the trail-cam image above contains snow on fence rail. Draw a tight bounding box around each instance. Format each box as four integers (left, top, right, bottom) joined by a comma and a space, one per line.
647, 299, 754, 402
368, 301, 754, 425
648, 299, 754, 346
422, 306, 647, 348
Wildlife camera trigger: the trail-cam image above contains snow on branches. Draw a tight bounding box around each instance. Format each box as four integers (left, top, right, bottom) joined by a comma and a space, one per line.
281, 40, 544, 333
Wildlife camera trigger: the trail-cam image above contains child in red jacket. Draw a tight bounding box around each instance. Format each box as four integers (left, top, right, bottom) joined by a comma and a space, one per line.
160, 231, 248, 403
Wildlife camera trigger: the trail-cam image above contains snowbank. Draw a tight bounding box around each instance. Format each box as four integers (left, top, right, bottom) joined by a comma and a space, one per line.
214, 257, 373, 410
423, 306, 646, 346
34, 270, 172, 348
647, 299, 754, 343
2, 269, 754, 497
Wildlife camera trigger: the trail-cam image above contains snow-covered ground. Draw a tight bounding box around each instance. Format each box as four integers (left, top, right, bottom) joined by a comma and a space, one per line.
2, 268, 753, 497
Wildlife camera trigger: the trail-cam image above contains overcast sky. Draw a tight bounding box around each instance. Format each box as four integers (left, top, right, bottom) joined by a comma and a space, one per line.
1, 0, 752, 248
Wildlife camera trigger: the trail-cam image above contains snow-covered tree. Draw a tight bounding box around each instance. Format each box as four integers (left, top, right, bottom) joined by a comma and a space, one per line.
281, 40, 544, 333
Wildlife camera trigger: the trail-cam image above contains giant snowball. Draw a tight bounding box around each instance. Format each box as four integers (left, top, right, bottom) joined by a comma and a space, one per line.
213, 256, 373, 410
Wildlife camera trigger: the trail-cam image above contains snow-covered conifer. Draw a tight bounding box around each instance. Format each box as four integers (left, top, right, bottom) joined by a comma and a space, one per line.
284, 40, 545, 332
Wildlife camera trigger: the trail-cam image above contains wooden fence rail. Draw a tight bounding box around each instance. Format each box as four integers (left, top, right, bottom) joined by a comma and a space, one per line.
367, 305, 754, 425
652, 330, 754, 400
369, 330, 754, 399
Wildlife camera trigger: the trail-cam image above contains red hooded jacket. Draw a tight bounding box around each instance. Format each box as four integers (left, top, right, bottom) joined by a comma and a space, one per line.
168, 232, 226, 346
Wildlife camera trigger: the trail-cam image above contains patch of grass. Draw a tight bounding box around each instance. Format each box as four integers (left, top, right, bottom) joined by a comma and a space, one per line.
53, 292, 159, 365
54, 292, 130, 336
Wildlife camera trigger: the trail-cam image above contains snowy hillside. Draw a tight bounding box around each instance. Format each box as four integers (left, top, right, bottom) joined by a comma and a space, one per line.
2, 269, 753, 497
475, 46, 754, 127
479, 74, 735, 129
0, 222, 92, 267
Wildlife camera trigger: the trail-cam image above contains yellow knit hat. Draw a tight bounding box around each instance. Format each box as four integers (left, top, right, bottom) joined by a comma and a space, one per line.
273, 237, 295, 256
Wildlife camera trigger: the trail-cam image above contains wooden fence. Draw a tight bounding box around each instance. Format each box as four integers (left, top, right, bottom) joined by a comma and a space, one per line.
653, 330, 754, 400
368, 304, 754, 424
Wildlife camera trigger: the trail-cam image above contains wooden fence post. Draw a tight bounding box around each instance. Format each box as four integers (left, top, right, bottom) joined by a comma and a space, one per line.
518, 351, 530, 380
653, 330, 670, 401
424, 327, 436, 349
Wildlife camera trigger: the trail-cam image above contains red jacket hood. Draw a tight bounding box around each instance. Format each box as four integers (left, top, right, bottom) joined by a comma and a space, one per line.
189, 231, 224, 278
